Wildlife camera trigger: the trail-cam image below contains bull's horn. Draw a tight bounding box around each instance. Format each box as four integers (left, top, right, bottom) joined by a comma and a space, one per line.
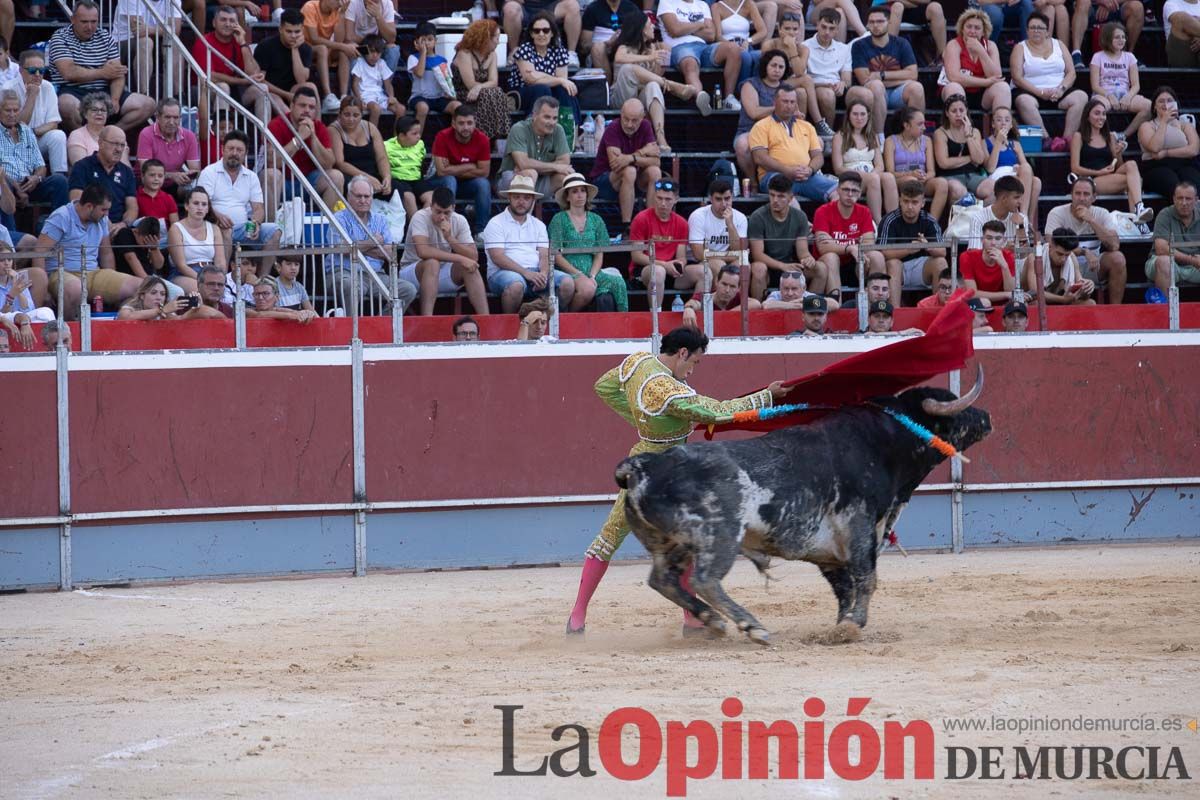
923, 365, 984, 417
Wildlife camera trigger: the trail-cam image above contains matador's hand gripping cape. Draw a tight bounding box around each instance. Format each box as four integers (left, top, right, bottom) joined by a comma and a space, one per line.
701, 290, 978, 438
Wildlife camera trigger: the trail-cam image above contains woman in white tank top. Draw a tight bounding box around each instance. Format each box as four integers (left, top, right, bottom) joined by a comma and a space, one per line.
712, 0, 772, 94
1009, 12, 1088, 153
167, 187, 227, 293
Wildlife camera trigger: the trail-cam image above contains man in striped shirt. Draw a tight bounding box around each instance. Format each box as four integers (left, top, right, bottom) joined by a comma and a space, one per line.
47, 0, 154, 135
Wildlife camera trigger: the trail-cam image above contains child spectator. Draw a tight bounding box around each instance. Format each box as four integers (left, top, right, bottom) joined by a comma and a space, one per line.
274, 250, 314, 312
136, 159, 179, 246
112, 217, 171, 288
406, 23, 457, 133
354, 34, 406, 130
385, 116, 432, 220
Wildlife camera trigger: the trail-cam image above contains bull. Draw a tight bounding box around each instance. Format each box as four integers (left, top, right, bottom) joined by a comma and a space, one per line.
614, 367, 991, 645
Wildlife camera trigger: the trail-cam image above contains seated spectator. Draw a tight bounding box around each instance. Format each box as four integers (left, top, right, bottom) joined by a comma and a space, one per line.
590, 98, 661, 232
112, 216, 170, 287
735, 49, 790, 181
252, 8, 317, 121
516, 295, 552, 339
224, 254, 258, 306
509, 13, 581, 130
248, 277, 318, 323
327, 175, 417, 313
860, 270, 893, 306
41, 319, 74, 349
831, 99, 896, 221
194, 264, 234, 319
960, 219, 1021, 305
939, 8, 1010, 113
66, 93, 130, 168
116, 275, 203, 321
386, 115, 433, 219
688, 177, 748, 291
885, 107, 960, 222
451, 20, 512, 144
659, 0, 742, 112
795, 293, 828, 335
134, 160, 177, 241
135, 99, 199, 196
192, 6, 267, 120
582, 0, 641, 79
610, 12, 703, 151
330, 96, 392, 202
966, 175, 1035, 253
974, 0, 1034, 45
301, 0, 356, 114
47, 0, 154, 134
273, 250, 313, 312
485, 175, 576, 313
748, 173, 819, 300
682, 264, 760, 327
263, 87, 345, 213
629, 177, 696, 305
36, 183, 140, 317
812, 171, 885, 300
167, 187, 226, 292
1010, 13, 1088, 153
917, 266, 954, 308
1089, 22, 1150, 141
1146, 181, 1200, 300
763, 269, 834, 309
0, 36, 16, 90
1036, 228, 1096, 305
0, 90, 69, 213
431, 104, 492, 234
352, 34, 405, 129
12, 49, 67, 177
111, 0, 183, 95
342, 0, 401, 71
0, 242, 52, 328
503, 1, 582, 68
549, 173, 619, 310
967, 296, 994, 332
1044, 177, 1126, 303
1138, 86, 1200, 201
874, 0, 948, 62
68, 125, 137, 234
983, 107, 1040, 223
749, 84, 837, 201
198, 130, 283, 277
398, 186, 490, 317
1162, 0, 1200, 68
934, 95, 993, 206
851, 8, 925, 131
1002, 298, 1029, 331
877, 179, 947, 303
711, 0, 771, 88
1070, 99, 1150, 220
407, 23, 458, 133
497, 95, 571, 199
452, 314, 480, 340
864, 298, 921, 334
806, 9, 871, 136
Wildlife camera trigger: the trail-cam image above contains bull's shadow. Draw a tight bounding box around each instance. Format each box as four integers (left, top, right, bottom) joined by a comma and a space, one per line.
616, 368, 992, 646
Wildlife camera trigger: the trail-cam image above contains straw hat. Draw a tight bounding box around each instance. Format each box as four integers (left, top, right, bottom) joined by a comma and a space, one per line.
554, 172, 598, 207
499, 173, 544, 198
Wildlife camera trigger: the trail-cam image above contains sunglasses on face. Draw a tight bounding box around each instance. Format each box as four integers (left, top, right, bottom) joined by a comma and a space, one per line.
531, 27, 552, 34
25, 67, 47, 75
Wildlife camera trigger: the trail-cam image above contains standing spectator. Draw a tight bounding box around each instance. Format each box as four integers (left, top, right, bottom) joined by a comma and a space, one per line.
497, 96, 571, 199
36, 183, 139, 317
983, 106, 1041, 223
13, 50, 67, 177
688, 178, 748, 290
884, 106, 959, 222
1002, 298, 1029, 331
659, 0, 743, 112
510, 12, 581, 129
398, 186, 489, 317
748, 173, 818, 301
351, 35, 405, 129
734, 49, 789, 181
934, 95, 992, 206
806, 9, 869, 136
711, 0, 772, 89
167, 187, 226, 292
749, 84, 838, 200
329, 96, 392, 201
1163, 0, 1200, 67
1070, 99, 1150, 220
263, 87, 345, 213
198, 130, 283, 275
452, 20, 512, 144
135, 98, 200, 196
917, 267, 954, 308
252, 8, 317, 120
1010, 13, 1089, 153
974, 0, 1034, 45
484, 174, 576, 313
582, 0, 641, 79
503, 1, 583, 68
47, 0, 154, 134
452, 315, 480, 340
877, 179, 947, 304
1035, 228, 1096, 304
327, 175, 417, 313
341, 0, 400, 71
811, 171, 885, 300
407, 23, 458, 133
386, 115, 432, 219
1138, 86, 1200, 201
851, 8, 925, 136
192, 6, 265, 117
66, 92, 130, 169
67, 125, 137, 234
1146, 181, 1200, 301
0, 91, 69, 214
1044, 176, 1127, 304
548, 173, 612, 311
301, 0, 357, 114
590, 98, 661, 233
939, 8, 1010, 113
1089, 22, 1150, 141
629, 177, 696, 305
431, 104, 493, 234
959, 218, 1021, 304
831, 99, 896, 221
273, 251, 314, 312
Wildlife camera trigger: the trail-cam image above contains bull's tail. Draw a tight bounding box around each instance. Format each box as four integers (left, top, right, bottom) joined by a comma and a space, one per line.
614, 456, 648, 492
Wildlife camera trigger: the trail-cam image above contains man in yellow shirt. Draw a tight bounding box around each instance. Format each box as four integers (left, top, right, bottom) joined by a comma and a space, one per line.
748, 84, 838, 201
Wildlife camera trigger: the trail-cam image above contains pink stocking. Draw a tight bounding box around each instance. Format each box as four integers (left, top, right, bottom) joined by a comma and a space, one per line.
567, 556, 609, 632
681, 562, 705, 628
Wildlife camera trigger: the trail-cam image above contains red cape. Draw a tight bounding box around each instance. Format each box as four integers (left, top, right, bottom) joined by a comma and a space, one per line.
702, 290, 976, 438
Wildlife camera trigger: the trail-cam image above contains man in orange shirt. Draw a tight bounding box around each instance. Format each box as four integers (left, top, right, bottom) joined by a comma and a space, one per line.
917, 267, 953, 308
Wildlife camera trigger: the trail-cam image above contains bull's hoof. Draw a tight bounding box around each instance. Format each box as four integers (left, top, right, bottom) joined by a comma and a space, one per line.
826, 621, 863, 644
745, 627, 771, 646
681, 625, 710, 639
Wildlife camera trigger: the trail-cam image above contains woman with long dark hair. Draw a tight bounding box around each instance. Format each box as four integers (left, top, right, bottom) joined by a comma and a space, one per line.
1070, 98, 1150, 219
610, 12, 703, 153
509, 11, 581, 126
168, 187, 226, 292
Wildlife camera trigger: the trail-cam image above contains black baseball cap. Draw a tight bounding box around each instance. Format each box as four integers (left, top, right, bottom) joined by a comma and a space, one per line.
966, 297, 989, 312
869, 299, 893, 316
1003, 300, 1028, 317
803, 295, 828, 313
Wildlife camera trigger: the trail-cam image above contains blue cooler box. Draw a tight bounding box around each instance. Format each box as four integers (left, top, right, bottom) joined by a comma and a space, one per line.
1018, 126, 1043, 153
302, 214, 331, 246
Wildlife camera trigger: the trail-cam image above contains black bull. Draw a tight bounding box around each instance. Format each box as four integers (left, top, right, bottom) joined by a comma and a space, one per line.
615, 371, 992, 645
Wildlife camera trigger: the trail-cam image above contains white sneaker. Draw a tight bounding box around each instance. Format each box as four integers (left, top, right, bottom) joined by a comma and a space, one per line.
1135, 202, 1153, 223
723, 95, 742, 111
272, 7, 283, 23
567, 51, 580, 69
322, 93, 341, 113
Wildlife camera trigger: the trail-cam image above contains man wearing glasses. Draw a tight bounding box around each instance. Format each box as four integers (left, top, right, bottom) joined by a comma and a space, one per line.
67, 125, 137, 235
10, 50, 67, 177
580, 0, 640, 79
451, 315, 480, 341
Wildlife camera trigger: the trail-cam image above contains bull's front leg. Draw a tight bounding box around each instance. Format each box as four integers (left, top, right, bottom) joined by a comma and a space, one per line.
818, 537, 879, 642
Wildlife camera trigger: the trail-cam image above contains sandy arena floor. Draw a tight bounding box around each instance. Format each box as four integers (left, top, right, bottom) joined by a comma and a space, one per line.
2, 544, 1198, 799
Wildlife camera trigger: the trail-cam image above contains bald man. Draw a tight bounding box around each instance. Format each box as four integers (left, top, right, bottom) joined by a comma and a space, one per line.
68, 125, 139, 234
590, 98, 663, 229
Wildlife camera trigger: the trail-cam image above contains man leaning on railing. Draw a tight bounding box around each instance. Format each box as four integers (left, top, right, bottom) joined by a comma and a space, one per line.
326, 175, 416, 314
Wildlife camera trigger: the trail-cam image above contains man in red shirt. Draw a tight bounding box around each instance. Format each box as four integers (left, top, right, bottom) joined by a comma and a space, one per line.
628, 179, 701, 307
958, 219, 1020, 305
192, 6, 268, 119
261, 87, 344, 215
917, 266, 953, 308
812, 171, 885, 301
430, 104, 492, 233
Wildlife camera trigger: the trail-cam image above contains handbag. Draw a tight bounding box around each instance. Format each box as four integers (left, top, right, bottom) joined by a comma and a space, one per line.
371, 191, 408, 242
1109, 210, 1151, 240
275, 197, 306, 246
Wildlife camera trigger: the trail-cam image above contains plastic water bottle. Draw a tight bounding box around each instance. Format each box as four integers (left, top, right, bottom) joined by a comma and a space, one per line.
671, 294, 685, 313
713, 84, 723, 109
580, 115, 595, 156
471, 0, 484, 21
593, 113, 605, 134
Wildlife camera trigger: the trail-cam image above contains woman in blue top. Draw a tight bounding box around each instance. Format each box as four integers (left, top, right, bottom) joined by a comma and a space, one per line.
983, 105, 1040, 222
